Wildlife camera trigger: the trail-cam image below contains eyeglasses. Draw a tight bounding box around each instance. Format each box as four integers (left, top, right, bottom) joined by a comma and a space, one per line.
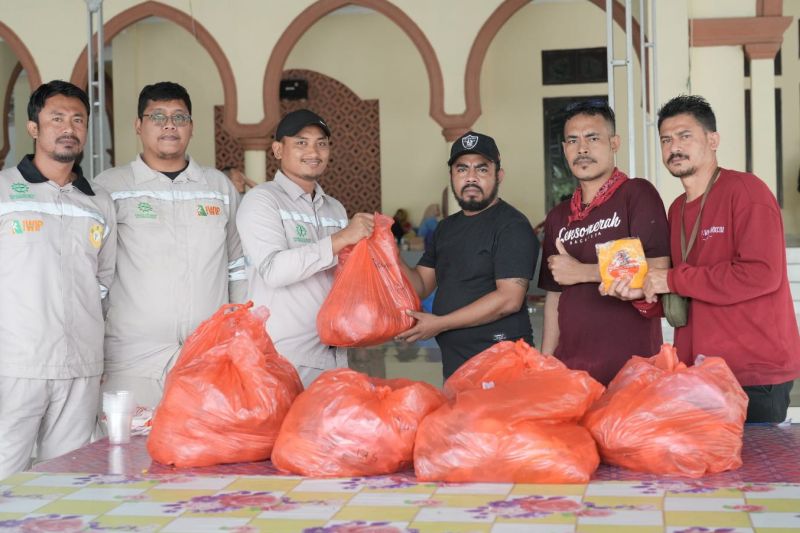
142, 112, 192, 127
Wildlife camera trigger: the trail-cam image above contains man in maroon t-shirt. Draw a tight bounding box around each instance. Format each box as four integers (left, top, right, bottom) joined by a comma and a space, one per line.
538, 100, 670, 385
639, 95, 800, 423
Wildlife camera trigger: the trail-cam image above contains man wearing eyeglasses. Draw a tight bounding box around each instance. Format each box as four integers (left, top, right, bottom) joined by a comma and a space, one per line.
538, 100, 670, 385
94, 81, 246, 408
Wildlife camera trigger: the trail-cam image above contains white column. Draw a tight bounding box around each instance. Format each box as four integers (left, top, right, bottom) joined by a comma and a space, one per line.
244, 149, 267, 184
749, 58, 777, 196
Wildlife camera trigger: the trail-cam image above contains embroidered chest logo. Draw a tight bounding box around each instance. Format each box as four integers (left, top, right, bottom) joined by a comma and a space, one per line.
197, 204, 221, 217
10, 182, 34, 200
135, 202, 157, 219
293, 223, 312, 244
10, 219, 44, 234
701, 225, 725, 241
89, 224, 104, 248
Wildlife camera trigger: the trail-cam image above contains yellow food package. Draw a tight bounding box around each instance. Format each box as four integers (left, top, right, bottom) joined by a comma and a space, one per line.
596, 237, 648, 291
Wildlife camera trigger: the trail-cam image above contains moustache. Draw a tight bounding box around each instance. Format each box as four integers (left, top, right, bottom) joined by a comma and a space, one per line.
668, 154, 688, 164
572, 157, 596, 165
461, 185, 483, 194
56, 135, 80, 144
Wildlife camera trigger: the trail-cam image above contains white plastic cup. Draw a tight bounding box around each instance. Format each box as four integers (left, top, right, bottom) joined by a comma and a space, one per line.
103, 391, 136, 445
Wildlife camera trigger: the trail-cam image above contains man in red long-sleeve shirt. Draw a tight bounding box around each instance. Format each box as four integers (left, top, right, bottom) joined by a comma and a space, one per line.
644, 94, 800, 423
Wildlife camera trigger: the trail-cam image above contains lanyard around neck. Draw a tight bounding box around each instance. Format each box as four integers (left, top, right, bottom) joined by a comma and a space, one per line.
680, 167, 721, 261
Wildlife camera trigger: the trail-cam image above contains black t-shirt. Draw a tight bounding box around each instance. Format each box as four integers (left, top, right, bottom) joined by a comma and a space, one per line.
418, 199, 539, 376
538, 178, 670, 385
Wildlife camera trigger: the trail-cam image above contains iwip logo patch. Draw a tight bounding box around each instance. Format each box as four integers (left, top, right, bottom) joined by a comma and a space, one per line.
197, 204, 221, 217
135, 202, 157, 219
10, 182, 34, 200
89, 224, 103, 248
10, 219, 44, 234
293, 223, 312, 244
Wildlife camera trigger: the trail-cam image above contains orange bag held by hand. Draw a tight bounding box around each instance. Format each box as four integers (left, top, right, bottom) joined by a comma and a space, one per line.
317, 213, 420, 347
414, 340, 604, 483
272, 368, 445, 477
147, 305, 303, 468
596, 237, 648, 291
582, 343, 748, 477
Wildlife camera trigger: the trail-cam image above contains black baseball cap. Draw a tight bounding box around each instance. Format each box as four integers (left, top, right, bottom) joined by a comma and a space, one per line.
275, 109, 331, 140
447, 131, 500, 167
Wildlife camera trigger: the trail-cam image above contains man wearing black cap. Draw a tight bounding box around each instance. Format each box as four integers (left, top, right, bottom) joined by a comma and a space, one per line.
236, 109, 374, 387
397, 131, 539, 378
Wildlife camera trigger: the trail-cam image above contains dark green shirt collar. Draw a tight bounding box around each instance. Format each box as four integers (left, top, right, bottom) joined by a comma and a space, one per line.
17, 154, 95, 196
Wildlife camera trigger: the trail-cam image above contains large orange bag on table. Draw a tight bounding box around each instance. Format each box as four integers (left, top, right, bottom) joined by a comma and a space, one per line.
317, 213, 420, 347
271, 368, 445, 477
414, 340, 605, 483
148, 305, 302, 468
581, 344, 748, 477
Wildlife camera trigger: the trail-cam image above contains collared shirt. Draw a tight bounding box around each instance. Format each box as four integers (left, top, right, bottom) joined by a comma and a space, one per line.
0, 155, 117, 379
236, 170, 349, 369
94, 155, 246, 377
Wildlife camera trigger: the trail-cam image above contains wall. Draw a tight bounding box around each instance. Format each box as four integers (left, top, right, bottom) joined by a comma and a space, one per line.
778, 4, 799, 233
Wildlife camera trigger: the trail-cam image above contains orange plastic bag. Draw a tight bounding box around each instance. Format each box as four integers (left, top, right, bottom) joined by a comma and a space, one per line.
272, 368, 445, 477
317, 213, 420, 347
596, 237, 648, 291
147, 307, 302, 468
582, 344, 748, 477
414, 340, 604, 483
175, 302, 275, 370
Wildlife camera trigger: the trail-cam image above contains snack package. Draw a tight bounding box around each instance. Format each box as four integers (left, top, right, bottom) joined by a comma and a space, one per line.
582, 344, 748, 477
317, 213, 420, 347
272, 369, 445, 477
596, 237, 648, 291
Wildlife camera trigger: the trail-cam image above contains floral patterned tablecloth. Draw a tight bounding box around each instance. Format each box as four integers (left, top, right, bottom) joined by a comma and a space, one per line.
0, 425, 796, 532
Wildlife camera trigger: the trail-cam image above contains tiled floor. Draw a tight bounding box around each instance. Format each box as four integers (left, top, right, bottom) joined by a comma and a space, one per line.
348, 299, 800, 409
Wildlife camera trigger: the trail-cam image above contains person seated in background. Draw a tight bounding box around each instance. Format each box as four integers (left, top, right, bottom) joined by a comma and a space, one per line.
417, 203, 441, 250
221, 165, 258, 195
391, 208, 413, 244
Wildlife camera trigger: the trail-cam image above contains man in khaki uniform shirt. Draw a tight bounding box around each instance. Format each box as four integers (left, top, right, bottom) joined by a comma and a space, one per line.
94, 82, 245, 408
0, 81, 116, 478
237, 109, 373, 387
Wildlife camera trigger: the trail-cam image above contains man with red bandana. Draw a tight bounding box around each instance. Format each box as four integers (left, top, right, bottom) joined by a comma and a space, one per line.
538, 100, 670, 385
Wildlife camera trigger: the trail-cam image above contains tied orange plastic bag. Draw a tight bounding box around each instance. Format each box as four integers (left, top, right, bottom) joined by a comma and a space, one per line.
582, 344, 748, 477
147, 306, 302, 468
272, 368, 445, 477
414, 340, 604, 483
175, 302, 276, 370
596, 237, 648, 291
317, 213, 420, 347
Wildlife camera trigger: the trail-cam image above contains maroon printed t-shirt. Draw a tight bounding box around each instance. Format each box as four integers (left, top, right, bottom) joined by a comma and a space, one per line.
538, 177, 670, 385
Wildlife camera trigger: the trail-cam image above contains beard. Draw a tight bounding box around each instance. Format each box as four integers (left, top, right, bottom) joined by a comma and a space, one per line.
452, 179, 499, 212
52, 150, 80, 163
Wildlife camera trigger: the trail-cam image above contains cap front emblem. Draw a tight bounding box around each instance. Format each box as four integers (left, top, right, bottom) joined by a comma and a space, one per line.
461, 134, 479, 149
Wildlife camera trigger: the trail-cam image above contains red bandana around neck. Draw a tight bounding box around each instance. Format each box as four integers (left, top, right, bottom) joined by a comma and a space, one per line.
567, 168, 629, 225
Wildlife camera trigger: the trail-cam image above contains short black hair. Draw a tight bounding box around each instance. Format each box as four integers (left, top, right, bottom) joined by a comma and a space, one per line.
657, 94, 716, 132
562, 99, 616, 137
27, 80, 90, 124
137, 81, 192, 118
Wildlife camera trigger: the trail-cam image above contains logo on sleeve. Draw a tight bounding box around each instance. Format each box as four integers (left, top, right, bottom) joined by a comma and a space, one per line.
135, 202, 157, 219
89, 224, 104, 248
10, 182, 34, 200
10, 219, 43, 234
197, 204, 221, 216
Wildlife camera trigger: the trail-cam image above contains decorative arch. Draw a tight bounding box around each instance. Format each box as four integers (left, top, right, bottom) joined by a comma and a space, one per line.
69, 0, 236, 131
459, 0, 644, 140
0, 62, 24, 168
248, 0, 445, 144
0, 22, 42, 89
